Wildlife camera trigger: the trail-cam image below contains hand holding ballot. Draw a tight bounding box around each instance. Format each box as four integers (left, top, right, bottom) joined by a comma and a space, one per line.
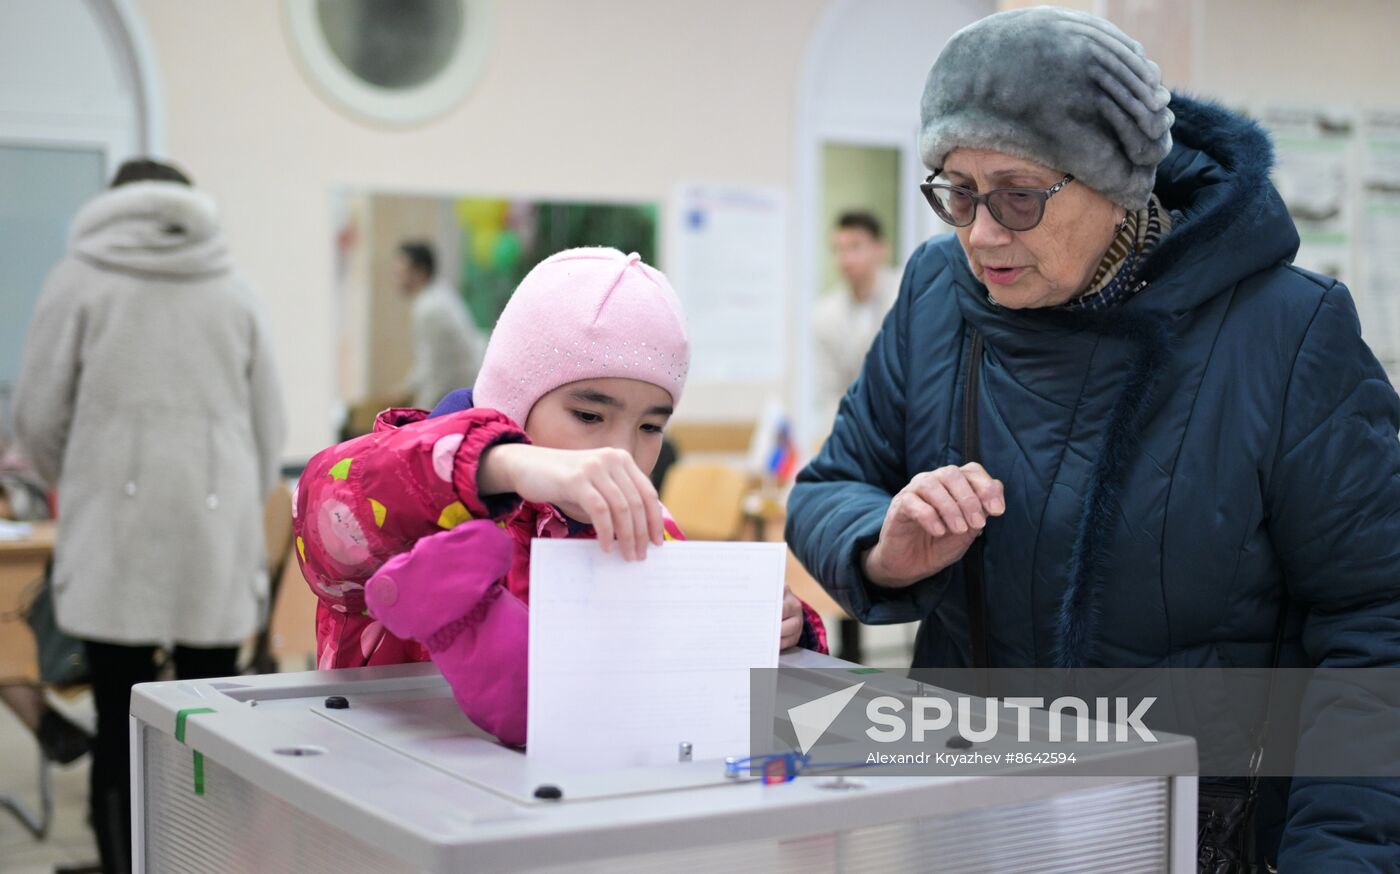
781, 587, 804, 650
479, 442, 665, 562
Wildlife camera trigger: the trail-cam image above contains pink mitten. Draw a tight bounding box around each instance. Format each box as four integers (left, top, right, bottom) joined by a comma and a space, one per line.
365, 520, 514, 641
365, 519, 529, 745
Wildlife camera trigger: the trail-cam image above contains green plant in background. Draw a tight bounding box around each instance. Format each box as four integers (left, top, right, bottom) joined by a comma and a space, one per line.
454, 198, 658, 330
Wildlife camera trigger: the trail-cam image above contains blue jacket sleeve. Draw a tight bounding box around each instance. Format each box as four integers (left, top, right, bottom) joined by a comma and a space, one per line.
1265, 282, 1400, 871
786, 242, 952, 625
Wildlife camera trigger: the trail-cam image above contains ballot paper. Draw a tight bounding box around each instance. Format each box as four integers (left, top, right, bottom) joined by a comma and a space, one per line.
526, 539, 784, 771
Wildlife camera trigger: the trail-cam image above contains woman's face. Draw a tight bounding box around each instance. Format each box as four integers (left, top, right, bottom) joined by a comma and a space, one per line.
523, 378, 673, 475
943, 148, 1125, 309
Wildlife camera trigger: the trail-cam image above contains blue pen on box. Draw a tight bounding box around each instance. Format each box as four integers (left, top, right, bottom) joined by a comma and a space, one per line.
724, 753, 874, 784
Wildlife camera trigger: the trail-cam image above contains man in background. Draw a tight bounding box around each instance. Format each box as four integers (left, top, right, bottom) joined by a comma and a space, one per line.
813, 211, 899, 429
396, 241, 486, 410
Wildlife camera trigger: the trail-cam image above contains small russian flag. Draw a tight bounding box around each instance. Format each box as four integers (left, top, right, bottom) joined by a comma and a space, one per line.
748, 398, 804, 485
767, 419, 800, 484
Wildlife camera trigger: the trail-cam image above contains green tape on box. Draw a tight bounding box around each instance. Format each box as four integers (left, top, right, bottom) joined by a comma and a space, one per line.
847, 668, 882, 674
193, 751, 206, 795
175, 707, 216, 743
175, 707, 216, 796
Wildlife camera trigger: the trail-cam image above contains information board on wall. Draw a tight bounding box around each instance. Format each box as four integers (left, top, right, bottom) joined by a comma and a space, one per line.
1261, 105, 1400, 382
667, 184, 786, 384
1359, 111, 1400, 379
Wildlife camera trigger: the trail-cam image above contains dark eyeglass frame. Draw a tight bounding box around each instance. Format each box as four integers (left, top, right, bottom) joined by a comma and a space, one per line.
920, 173, 1074, 232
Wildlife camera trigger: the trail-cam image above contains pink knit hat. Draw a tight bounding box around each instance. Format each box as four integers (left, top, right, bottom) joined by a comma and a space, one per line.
473, 247, 690, 428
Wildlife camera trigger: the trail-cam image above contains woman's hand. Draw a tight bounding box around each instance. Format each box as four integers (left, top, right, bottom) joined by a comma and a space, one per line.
781, 587, 804, 650
480, 443, 665, 561
862, 463, 1005, 588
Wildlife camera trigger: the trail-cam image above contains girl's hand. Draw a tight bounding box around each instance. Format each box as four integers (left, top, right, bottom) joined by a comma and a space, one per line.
480, 443, 665, 561
781, 587, 804, 650
861, 463, 1005, 588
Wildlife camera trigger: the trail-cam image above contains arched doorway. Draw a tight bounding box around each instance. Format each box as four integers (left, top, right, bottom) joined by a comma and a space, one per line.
0, 0, 164, 426
792, 0, 992, 442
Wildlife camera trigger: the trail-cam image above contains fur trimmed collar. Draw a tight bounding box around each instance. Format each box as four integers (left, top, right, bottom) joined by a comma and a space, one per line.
70, 182, 230, 277
1136, 93, 1298, 300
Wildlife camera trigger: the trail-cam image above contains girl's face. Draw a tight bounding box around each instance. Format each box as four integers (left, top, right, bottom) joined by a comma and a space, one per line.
523, 378, 674, 475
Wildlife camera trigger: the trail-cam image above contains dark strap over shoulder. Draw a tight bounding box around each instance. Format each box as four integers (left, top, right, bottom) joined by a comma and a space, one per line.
962, 329, 989, 673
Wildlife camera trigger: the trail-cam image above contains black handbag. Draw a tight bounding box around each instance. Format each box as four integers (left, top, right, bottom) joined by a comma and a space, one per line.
960, 328, 1283, 873
23, 560, 90, 686
1195, 604, 1285, 874
1197, 780, 1260, 873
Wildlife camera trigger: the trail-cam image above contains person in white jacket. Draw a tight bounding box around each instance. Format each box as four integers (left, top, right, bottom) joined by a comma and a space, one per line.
812, 211, 899, 430
395, 240, 485, 410
13, 158, 285, 874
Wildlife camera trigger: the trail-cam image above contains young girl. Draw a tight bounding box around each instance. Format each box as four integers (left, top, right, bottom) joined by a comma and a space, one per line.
294, 248, 827, 746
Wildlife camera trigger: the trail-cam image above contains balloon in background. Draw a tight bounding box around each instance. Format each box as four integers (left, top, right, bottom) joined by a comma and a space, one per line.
454, 198, 509, 268
471, 228, 500, 266
506, 201, 538, 253
492, 228, 522, 272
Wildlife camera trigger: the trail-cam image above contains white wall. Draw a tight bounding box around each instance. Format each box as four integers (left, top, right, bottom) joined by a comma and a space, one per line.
127, 0, 1400, 460
134, 0, 829, 459
998, 0, 1400, 112
1195, 0, 1400, 109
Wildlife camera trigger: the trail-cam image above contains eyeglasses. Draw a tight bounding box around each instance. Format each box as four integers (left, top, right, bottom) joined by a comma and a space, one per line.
920, 173, 1074, 232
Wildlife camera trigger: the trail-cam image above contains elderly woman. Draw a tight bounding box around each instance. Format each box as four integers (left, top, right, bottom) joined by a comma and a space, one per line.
787, 7, 1399, 871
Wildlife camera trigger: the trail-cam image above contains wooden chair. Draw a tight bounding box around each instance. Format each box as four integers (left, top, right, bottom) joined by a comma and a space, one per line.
341, 395, 400, 440
266, 549, 320, 672
249, 483, 318, 673
659, 462, 749, 541
263, 482, 294, 578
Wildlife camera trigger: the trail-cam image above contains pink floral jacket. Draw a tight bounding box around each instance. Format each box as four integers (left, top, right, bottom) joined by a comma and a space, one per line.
294, 406, 827, 746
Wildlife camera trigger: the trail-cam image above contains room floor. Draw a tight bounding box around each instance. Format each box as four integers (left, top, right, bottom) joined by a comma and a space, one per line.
0, 689, 99, 873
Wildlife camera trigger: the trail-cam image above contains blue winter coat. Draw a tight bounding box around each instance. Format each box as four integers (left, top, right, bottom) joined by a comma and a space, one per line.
787, 95, 1400, 869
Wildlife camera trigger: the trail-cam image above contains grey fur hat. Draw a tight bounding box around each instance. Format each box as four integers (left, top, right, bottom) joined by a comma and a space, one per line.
919, 6, 1173, 209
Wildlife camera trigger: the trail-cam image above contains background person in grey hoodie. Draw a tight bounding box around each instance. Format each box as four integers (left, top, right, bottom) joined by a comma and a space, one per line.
395, 239, 485, 411
13, 158, 285, 874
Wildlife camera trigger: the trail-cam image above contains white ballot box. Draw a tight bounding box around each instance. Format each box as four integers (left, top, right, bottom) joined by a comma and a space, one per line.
130, 650, 1197, 873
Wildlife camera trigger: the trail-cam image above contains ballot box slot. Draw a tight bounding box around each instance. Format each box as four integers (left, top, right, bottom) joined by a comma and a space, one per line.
311, 696, 784, 806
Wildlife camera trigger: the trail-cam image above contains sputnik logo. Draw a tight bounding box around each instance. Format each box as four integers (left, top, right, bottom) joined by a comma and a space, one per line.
787, 683, 865, 754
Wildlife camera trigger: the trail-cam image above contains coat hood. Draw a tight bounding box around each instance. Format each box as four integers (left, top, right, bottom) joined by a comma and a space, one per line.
1136, 93, 1299, 307
953, 93, 1301, 339
69, 181, 231, 278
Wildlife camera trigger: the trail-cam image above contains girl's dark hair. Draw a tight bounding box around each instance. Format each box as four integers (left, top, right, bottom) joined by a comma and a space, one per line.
110, 158, 193, 188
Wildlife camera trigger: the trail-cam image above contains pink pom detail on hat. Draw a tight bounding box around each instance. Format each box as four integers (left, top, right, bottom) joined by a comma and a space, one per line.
472, 247, 690, 428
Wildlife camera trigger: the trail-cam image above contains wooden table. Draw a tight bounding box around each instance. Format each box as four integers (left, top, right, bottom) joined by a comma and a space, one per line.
0, 521, 55, 684
0, 522, 63, 843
